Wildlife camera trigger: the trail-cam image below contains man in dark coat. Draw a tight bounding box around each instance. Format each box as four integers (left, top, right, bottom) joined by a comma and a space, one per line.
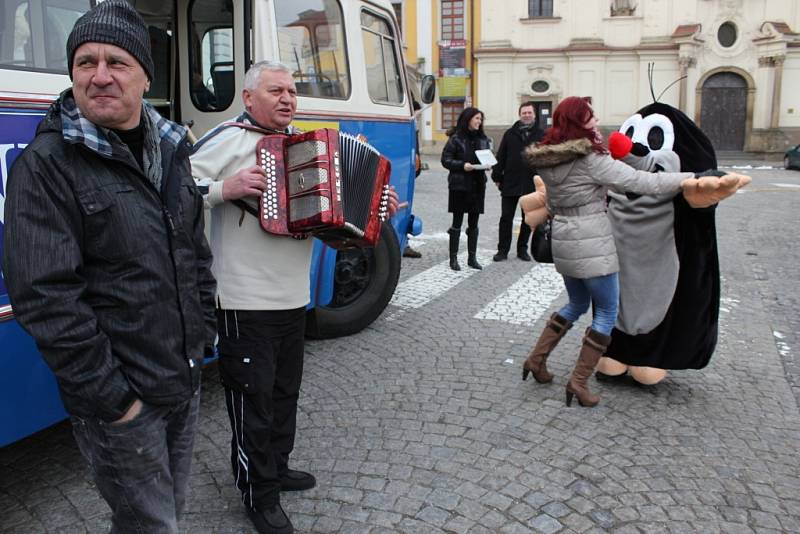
491, 101, 544, 261
2, 1, 216, 531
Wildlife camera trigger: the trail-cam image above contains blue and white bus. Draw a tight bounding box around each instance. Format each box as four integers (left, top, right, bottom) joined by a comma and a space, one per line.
0, 0, 433, 447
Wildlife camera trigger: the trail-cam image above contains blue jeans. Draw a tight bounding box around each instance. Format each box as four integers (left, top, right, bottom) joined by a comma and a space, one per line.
70, 390, 201, 533
558, 273, 619, 336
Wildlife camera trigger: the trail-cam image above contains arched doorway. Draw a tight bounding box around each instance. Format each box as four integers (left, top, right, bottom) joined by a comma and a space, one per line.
700, 72, 747, 150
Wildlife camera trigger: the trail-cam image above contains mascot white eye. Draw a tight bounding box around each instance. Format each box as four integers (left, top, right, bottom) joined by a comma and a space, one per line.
638, 113, 675, 152
619, 114, 642, 139
618, 113, 675, 153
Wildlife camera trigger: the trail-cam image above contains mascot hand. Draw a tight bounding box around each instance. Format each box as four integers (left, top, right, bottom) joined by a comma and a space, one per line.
680, 173, 752, 208
519, 175, 550, 227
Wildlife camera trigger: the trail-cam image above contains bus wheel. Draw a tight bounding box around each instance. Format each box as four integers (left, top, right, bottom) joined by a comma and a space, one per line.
306, 222, 401, 339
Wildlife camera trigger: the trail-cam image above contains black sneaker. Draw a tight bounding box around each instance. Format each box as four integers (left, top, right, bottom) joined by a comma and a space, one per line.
279, 469, 317, 492
493, 252, 507, 262
403, 246, 422, 258
517, 250, 532, 262
247, 503, 294, 534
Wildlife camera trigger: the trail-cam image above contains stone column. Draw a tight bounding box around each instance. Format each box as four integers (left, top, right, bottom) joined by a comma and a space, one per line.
759, 55, 786, 129
678, 56, 695, 113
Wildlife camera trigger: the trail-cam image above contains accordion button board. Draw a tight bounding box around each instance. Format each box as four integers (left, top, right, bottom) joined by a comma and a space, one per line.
256, 128, 392, 249
260, 149, 280, 221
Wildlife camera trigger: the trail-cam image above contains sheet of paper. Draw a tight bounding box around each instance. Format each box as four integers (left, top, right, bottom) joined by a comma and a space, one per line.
474, 149, 497, 170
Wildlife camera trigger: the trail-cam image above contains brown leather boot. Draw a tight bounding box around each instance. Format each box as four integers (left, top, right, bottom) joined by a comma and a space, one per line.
522, 313, 573, 383
566, 328, 611, 407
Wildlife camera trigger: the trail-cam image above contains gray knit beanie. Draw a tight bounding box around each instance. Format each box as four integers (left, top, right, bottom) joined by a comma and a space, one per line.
66, 0, 154, 80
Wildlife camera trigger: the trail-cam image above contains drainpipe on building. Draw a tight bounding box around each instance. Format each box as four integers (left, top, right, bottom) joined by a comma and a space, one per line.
470, 0, 476, 107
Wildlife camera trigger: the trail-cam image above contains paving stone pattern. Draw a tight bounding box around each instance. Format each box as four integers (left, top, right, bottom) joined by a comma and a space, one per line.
0, 161, 798, 533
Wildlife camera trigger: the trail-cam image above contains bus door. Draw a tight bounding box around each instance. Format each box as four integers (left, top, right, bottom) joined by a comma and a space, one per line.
176, 0, 247, 136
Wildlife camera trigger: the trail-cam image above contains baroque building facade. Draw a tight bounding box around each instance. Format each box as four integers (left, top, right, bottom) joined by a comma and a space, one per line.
474, 0, 799, 153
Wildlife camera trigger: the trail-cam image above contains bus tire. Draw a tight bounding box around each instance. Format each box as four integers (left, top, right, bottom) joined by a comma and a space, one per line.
306, 222, 400, 339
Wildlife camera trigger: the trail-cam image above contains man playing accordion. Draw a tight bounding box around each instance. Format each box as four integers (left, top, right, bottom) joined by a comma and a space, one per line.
191, 60, 397, 534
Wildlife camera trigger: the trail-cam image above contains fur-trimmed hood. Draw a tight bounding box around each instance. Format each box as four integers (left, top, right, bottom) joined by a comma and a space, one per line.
524, 138, 593, 169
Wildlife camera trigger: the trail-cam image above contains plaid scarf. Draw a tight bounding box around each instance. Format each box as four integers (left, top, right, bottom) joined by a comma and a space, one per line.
59, 89, 186, 190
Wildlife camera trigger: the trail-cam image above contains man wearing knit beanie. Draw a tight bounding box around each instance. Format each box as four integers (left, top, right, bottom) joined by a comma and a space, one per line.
66, 0, 154, 131
3, 1, 216, 533
67, 0, 154, 81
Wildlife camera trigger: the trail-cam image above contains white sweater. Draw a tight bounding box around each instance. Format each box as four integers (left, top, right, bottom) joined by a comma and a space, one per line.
190, 124, 313, 311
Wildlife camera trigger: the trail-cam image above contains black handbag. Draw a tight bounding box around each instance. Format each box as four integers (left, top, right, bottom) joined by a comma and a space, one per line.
530, 217, 553, 263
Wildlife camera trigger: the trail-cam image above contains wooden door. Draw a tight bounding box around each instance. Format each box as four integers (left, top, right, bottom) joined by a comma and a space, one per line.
700, 72, 746, 151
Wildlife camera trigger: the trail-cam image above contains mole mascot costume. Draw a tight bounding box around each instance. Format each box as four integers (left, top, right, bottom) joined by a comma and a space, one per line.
518, 85, 751, 387
597, 101, 725, 385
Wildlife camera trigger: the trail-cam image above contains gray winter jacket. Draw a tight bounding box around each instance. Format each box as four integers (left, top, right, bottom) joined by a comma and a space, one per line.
524, 138, 694, 278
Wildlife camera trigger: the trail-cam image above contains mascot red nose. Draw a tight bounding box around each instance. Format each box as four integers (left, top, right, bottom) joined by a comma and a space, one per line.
608, 131, 633, 160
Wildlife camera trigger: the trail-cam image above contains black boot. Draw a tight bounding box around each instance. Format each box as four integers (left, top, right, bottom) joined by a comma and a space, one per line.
517, 221, 532, 261
447, 227, 461, 271
466, 227, 482, 269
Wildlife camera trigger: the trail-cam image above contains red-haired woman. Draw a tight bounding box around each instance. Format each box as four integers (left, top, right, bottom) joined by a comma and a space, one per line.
441, 107, 491, 271
521, 96, 699, 407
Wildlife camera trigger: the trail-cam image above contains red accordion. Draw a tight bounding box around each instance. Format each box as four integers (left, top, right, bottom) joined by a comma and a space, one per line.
257, 129, 391, 249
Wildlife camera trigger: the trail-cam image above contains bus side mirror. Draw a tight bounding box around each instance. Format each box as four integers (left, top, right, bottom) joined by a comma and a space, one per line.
420, 75, 436, 105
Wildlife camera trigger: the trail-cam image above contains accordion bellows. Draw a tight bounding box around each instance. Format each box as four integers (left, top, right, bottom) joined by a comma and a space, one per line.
258, 129, 391, 249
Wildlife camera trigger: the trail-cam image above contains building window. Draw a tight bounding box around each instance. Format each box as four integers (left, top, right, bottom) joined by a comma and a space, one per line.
528, 0, 553, 17
441, 0, 464, 40
441, 101, 462, 130
531, 80, 549, 93
718, 22, 737, 48
610, 0, 636, 17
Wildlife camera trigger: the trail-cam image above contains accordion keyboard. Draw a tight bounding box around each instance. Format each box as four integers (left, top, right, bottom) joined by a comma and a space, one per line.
259, 147, 280, 221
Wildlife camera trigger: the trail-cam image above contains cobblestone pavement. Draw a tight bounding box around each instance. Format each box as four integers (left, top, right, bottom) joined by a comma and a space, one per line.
1, 158, 798, 533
